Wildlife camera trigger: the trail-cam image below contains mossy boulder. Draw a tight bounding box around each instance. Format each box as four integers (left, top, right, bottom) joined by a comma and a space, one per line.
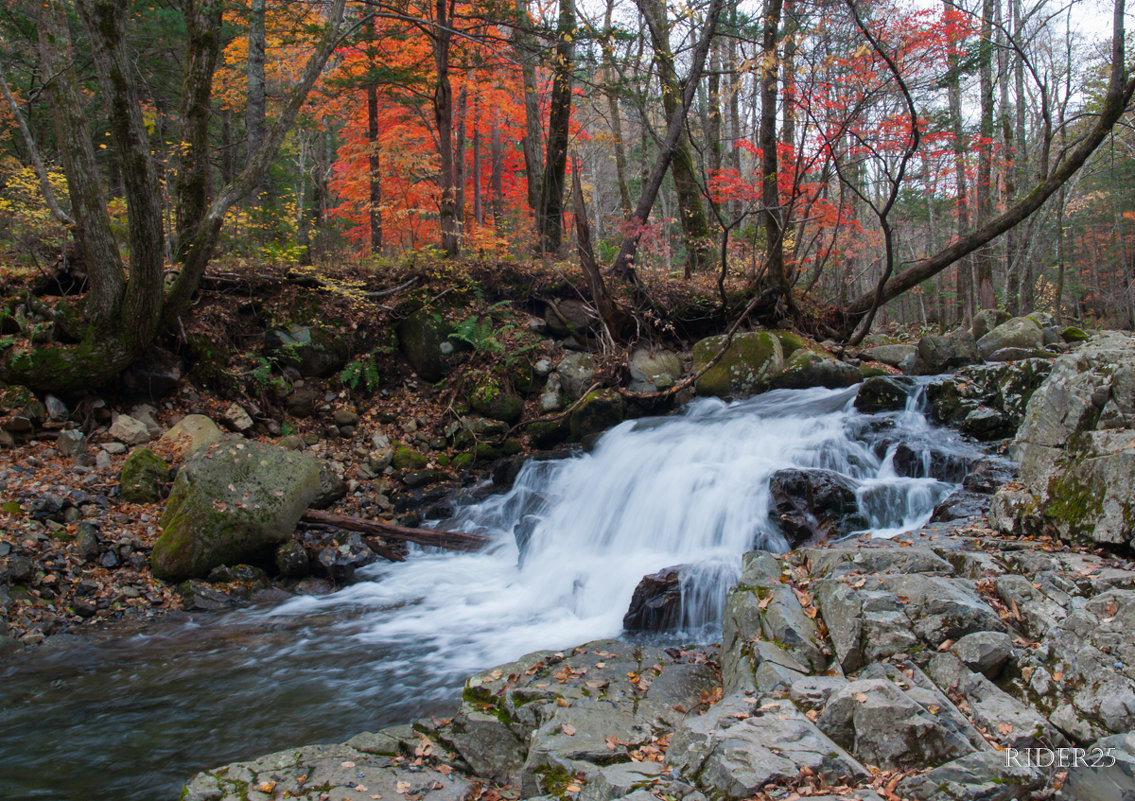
396, 310, 449, 382
693, 331, 784, 398
569, 389, 626, 441
151, 441, 323, 582
264, 324, 350, 378
119, 448, 169, 504
773, 330, 812, 358
391, 446, 429, 470
528, 418, 570, 449
770, 347, 860, 390
468, 378, 524, 424
1062, 326, 1089, 343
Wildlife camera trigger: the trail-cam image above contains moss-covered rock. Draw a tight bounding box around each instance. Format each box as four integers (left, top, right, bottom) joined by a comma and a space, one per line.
119, 448, 169, 504
529, 418, 570, 449
1061, 326, 1089, 343
391, 446, 429, 470
151, 441, 323, 582
569, 389, 626, 441
770, 347, 860, 390
693, 331, 784, 398
469, 378, 524, 424
773, 330, 812, 358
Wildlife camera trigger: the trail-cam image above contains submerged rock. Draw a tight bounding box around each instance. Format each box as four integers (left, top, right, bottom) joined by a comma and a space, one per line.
623, 565, 686, 631
768, 468, 867, 546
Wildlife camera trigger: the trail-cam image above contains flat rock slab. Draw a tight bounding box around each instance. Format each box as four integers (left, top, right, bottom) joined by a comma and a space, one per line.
181, 741, 471, 801
441, 639, 718, 794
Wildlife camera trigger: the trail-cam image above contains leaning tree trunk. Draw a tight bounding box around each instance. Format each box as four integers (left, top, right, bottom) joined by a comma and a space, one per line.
610, 0, 724, 282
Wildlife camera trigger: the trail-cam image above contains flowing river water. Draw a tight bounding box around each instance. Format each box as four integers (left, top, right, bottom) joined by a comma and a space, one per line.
0, 383, 987, 800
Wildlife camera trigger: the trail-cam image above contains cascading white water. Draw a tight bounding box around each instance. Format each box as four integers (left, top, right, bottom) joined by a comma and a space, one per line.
269, 382, 983, 678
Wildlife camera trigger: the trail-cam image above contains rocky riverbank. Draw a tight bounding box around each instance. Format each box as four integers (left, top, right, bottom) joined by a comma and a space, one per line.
180, 521, 1135, 801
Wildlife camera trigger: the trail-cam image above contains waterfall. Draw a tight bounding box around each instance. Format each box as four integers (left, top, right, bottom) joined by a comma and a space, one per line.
271, 382, 981, 673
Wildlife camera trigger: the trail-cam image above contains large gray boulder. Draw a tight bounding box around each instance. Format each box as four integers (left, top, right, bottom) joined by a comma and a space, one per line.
977, 316, 1045, 359
861, 343, 918, 371
693, 331, 783, 398
916, 330, 981, 373
990, 331, 1135, 548
151, 440, 323, 582
557, 352, 598, 401
627, 348, 682, 394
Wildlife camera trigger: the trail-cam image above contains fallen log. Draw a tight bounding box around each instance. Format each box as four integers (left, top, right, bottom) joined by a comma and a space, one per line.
300, 509, 491, 553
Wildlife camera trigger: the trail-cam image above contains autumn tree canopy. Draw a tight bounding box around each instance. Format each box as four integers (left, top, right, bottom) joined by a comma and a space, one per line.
0, 0, 1132, 389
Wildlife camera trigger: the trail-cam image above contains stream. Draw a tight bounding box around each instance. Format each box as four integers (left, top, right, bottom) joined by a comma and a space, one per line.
0, 383, 987, 801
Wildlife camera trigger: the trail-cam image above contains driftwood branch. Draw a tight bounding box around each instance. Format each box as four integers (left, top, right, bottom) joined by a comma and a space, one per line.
301, 508, 490, 552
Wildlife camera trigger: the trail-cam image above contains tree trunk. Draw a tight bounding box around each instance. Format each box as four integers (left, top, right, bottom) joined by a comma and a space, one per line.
538, 0, 575, 253
945, 0, 974, 325
974, 0, 997, 310
176, 0, 224, 258
455, 85, 468, 230
490, 114, 505, 222
512, 0, 543, 215
433, 0, 459, 256
472, 99, 483, 226
603, 0, 632, 216
759, 0, 788, 297
610, 0, 723, 282
35, 0, 124, 325
367, 81, 383, 253
248, 0, 267, 193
